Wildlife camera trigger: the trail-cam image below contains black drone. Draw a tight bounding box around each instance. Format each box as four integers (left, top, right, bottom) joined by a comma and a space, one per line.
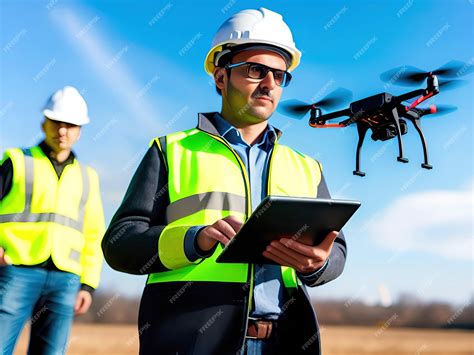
279, 60, 472, 176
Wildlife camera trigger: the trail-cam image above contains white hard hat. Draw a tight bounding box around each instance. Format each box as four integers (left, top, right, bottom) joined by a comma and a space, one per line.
43, 86, 90, 126
204, 8, 301, 75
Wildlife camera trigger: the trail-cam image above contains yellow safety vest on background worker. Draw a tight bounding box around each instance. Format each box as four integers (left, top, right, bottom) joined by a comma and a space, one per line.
147, 128, 322, 288
0, 145, 105, 288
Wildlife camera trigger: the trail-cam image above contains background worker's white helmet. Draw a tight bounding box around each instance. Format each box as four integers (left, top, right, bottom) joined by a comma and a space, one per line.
204, 8, 302, 75
43, 86, 90, 126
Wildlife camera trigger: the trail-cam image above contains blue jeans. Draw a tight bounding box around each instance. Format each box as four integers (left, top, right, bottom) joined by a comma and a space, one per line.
0, 265, 80, 355
245, 332, 280, 355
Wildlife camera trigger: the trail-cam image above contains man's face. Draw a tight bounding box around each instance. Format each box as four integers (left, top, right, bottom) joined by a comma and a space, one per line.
42, 118, 81, 153
216, 49, 287, 125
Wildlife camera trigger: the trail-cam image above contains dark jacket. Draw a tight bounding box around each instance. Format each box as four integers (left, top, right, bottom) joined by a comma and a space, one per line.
102, 113, 347, 354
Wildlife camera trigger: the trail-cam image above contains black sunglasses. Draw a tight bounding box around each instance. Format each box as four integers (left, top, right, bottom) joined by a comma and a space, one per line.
224, 62, 292, 87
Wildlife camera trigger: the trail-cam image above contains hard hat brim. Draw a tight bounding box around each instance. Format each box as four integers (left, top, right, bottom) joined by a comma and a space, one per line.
204, 39, 302, 75
43, 109, 90, 126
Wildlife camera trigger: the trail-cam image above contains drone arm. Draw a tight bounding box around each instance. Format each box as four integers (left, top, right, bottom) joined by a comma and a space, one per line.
311, 108, 351, 125
395, 88, 425, 103
406, 91, 436, 111
396, 87, 439, 111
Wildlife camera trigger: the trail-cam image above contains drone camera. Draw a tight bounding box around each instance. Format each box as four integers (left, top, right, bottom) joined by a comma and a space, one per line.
371, 119, 408, 141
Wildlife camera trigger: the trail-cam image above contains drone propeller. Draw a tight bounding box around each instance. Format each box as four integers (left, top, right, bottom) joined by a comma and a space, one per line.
426, 104, 458, 116
277, 99, 313, 119
438, 79, 468, 91
416, 104, 458, 117
380, 60, 473, 87
278, 88, 353, 119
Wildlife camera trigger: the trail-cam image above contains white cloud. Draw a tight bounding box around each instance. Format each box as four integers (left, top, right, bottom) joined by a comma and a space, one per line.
367, 181, 473, 260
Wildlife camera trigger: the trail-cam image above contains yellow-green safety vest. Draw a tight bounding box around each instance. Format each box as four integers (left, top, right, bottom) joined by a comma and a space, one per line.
0, 146, 105, 288
147, 128, 322, 289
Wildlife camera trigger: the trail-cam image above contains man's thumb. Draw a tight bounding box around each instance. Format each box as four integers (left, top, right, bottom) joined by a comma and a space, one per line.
0, 248, 12, 265
4, 254, 13, 265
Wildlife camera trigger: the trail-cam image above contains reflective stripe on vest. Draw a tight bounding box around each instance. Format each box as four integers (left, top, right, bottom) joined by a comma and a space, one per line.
147, 129, 321, 288
166, 191, 246, 223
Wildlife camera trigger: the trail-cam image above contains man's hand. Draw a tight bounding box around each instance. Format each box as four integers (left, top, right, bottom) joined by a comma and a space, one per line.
74, 290, 92, 315
0, 247, 12, 266
196, 216, 243, 252
262, 231, 339, 274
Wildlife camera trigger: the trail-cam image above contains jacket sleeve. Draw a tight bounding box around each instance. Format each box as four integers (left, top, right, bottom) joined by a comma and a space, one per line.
296, 170, 347, 287
0, 157, 13, 199
102, 141, 207, 275
80, 167, 106, 289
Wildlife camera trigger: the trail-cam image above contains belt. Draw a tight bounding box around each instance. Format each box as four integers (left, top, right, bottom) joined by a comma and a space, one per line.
246, 318, 277, 340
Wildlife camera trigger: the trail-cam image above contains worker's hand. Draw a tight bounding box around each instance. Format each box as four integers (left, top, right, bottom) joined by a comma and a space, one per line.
74, 290, 92, 316
262, 231, 339, 274
196, 216, 243, 252
0, 247, 13, 266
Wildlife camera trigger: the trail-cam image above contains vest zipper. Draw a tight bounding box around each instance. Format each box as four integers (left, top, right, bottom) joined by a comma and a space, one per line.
265, 145, 277, 197
34, 146, 79, 267
198, 130, 255, 347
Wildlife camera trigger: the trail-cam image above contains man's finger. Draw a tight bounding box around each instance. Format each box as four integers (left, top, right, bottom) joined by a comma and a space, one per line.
268, 242, 311, 266
279, 238, 321, 258
77, 300, 87, 314
206, 227, 231, 246
0, 248, 12, 266
262, 249, 294, 268
265, 243, 310, 270
223, 215, 243, 233
215, 219, 238, 239
316, 231, 339, 252
74, 296, 82, 312
266, 242, 327, 273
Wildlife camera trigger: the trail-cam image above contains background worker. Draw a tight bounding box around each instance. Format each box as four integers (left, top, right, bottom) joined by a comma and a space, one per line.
0, 86, 105, 354
102, 8, 346, 354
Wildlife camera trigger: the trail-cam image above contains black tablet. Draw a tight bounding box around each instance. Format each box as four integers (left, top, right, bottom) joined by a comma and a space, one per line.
215, 195, 361, 264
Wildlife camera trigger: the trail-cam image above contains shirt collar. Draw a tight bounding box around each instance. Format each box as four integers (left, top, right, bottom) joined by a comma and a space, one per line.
197, 112, 282, 140
211, 112, 238, 140
196, 112, 282, 148
212, 112, 278, 148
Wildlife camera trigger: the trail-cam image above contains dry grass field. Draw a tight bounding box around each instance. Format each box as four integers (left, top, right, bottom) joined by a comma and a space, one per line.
14, 324, 473, 354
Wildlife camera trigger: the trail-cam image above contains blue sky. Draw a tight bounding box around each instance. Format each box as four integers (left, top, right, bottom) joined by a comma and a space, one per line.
1, 0, 472, 306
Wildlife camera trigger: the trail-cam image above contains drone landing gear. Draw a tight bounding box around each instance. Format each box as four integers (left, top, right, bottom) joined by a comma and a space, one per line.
404, 110, 433, 169
353, 123, 368, 177
353, 170, 366, 177
390, 107, 409, 164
